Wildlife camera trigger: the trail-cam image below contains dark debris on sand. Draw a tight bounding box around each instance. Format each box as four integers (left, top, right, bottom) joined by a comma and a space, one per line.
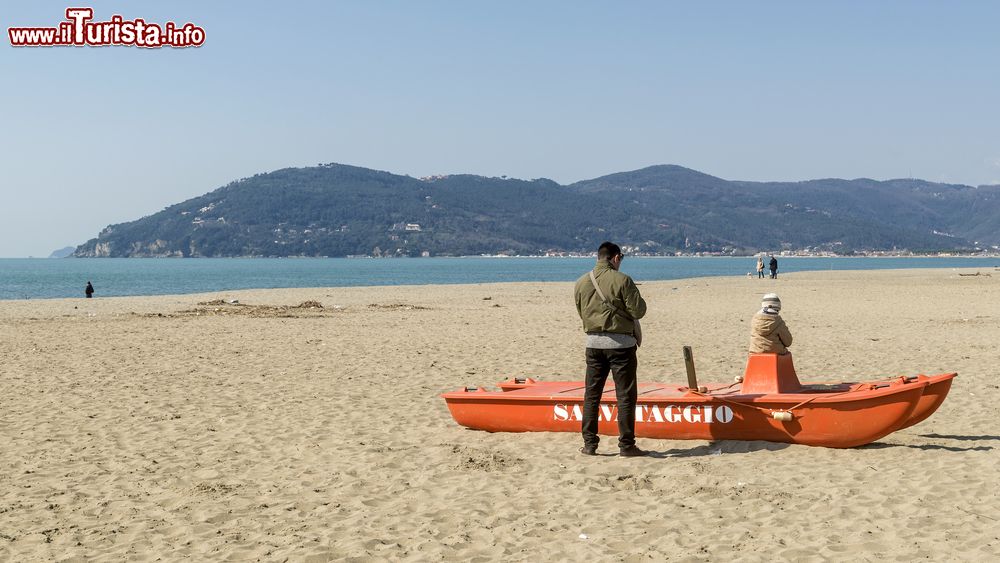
138, 300, 342, 319
367, 303, 431, 311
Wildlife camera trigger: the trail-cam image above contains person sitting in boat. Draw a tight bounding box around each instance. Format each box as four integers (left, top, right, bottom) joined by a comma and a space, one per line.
749, 293, 792, 354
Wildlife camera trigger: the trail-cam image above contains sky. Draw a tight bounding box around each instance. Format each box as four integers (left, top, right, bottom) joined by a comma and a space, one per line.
2, 1, 999, 257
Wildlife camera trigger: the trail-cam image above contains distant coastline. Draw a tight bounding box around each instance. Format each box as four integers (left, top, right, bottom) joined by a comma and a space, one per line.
3, 256, 998, 301
49, 251, 1000, 259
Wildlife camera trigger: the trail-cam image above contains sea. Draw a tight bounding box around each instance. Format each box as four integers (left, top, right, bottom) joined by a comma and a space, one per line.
1, 256, 998, 301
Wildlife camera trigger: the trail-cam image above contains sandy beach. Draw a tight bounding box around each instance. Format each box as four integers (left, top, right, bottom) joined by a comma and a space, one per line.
1, 267, 998, 561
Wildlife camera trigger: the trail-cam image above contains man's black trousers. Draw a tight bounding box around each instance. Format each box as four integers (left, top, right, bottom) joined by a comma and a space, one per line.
582, 346, 638, 449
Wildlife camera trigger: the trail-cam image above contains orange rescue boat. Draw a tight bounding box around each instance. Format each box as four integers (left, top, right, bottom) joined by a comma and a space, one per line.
441, 353, 955, 448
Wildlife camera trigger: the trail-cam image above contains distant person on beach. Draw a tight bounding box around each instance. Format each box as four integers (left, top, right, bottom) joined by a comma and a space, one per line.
769, 256, 778, 279
749, 293, 792, 354
574, 241, 648, 457
85, 281, 94, 298
756, 256, 765, 279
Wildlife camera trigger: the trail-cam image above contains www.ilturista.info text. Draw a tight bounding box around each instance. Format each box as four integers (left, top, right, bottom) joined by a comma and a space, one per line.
8, 8, 205, 48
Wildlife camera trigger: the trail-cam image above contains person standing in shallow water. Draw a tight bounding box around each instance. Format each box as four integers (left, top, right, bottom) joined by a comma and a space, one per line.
85, 281, 94, 298
573, 241, 648, 457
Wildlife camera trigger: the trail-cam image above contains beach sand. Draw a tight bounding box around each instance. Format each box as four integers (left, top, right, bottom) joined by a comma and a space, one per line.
1, 267, 998, 561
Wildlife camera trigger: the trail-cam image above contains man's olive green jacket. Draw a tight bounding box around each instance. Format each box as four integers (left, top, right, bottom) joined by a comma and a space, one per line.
574, 260, 647, 335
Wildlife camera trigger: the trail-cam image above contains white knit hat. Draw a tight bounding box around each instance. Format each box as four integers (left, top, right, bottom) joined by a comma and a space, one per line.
761, 293, 781, 312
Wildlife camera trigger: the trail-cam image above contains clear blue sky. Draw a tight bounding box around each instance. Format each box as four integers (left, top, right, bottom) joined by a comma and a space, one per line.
2, 1, 999, 257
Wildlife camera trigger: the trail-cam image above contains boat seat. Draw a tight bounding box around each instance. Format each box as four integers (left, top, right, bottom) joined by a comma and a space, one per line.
741, 353, 802, 394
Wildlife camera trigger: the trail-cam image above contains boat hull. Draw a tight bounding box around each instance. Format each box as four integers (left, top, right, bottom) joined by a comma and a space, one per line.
443, 374, 955, 448
899, 373, 955, 429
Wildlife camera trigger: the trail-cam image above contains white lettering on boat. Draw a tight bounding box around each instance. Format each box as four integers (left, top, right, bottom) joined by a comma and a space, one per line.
553, 404, 734, 424
683, 405, 701, 423
665, 405, 681, 423
599, 404, 615, 421
716, 405, 734, 423
644, 404, 664, 422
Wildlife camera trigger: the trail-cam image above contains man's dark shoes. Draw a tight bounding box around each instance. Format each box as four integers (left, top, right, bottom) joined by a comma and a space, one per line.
619, 445, 649, 457
580, 445, 598, 456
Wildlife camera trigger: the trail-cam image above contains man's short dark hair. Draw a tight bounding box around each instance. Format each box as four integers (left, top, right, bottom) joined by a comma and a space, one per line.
597, 241, 622, 261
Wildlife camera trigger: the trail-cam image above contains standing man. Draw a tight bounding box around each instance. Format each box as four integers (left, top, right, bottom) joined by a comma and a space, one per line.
573, 242, 648, 457
769, 256, 778, 279
85, 281, 94, 298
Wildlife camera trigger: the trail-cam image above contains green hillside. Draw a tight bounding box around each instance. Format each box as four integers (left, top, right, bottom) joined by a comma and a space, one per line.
73, 163, 1000, 257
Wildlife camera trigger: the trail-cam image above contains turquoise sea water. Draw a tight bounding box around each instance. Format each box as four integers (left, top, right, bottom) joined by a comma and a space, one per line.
0, 256, 997, 300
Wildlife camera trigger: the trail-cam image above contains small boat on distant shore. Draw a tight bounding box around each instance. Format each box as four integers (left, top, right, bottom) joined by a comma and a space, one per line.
441, 353, 955, 448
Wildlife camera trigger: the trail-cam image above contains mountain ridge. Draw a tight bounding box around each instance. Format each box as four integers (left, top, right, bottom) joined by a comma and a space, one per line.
72, 163, 1000, 258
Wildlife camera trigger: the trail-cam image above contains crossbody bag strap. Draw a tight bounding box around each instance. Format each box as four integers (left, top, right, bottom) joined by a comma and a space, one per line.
589, 270, 634, 321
